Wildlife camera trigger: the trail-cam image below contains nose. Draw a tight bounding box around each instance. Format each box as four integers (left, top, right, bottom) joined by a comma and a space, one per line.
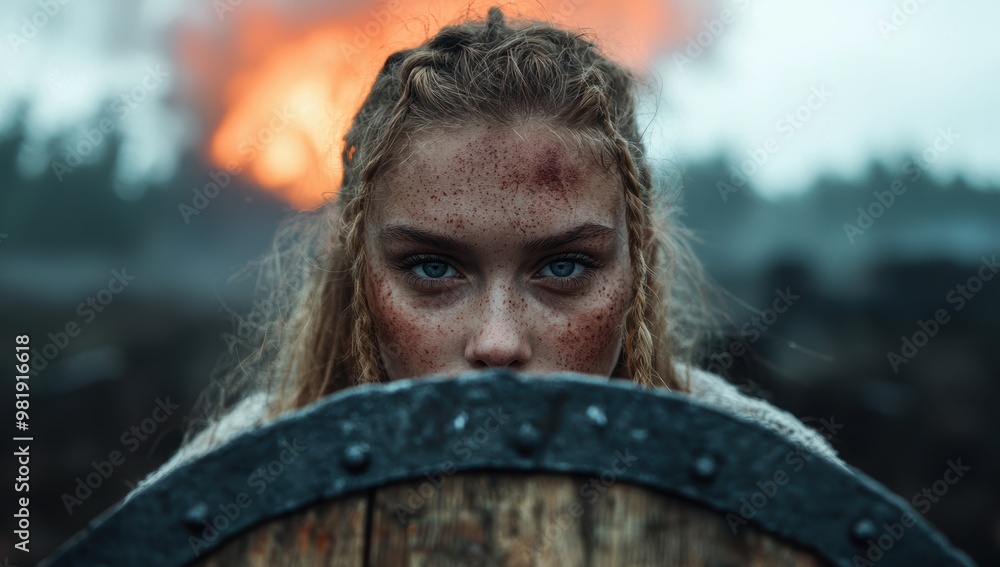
464, 284, 532, 371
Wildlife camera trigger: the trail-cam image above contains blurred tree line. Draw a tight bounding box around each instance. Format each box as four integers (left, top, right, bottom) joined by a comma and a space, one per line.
0, 117, 996, 565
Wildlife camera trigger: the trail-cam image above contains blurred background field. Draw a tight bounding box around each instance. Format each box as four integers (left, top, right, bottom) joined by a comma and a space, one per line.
1, 0, 997, 564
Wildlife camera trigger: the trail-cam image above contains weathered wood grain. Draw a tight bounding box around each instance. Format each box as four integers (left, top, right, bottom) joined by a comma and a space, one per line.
191, 493, 367, 567
191, 473, 826, 566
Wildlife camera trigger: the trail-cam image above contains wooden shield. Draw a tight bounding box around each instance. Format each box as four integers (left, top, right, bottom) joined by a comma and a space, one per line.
41, 370, 975, 566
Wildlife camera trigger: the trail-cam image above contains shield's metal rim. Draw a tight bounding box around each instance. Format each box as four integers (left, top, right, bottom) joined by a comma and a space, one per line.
41, 370, 975, 567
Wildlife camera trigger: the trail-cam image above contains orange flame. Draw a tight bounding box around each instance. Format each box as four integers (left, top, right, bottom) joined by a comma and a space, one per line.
185, 0, 692, 210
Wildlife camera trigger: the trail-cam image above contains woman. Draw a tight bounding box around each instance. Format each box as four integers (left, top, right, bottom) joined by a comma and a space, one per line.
135, 7, 840, 494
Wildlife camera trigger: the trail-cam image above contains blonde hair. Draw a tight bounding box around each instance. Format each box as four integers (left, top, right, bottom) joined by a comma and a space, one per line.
198, 7, 722, 427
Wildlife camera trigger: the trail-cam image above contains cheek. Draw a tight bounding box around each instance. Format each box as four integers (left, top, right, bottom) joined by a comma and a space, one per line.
365, 263, 455, 379
545, 277, 632, 375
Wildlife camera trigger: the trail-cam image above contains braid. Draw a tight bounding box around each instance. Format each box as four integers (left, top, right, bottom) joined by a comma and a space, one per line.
283, 6, 693, 409
592, 76, 660, 389
342, 56, 430, 386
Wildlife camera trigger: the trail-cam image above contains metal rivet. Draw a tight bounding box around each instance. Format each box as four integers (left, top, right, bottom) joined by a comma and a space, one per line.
183, 502, 209, 530
691, 455, 718, 481
514, 423, 541, 455
342, 442, 371, 473
851, 518, 878, 544
586, 405, 608, 428
453, 412, 468, 432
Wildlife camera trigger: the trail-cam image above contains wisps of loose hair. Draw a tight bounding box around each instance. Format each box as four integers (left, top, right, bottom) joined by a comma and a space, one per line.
192, 7, 726, 436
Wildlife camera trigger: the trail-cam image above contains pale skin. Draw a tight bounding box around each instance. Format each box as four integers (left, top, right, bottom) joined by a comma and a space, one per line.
364, 122, 634, 380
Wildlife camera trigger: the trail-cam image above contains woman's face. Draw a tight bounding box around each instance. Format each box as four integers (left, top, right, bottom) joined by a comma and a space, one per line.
364, 122, 633, 380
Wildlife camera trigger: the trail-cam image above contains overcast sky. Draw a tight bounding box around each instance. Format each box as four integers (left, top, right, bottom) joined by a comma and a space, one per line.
648, 0, 1000, 197
2, 0, 998, 199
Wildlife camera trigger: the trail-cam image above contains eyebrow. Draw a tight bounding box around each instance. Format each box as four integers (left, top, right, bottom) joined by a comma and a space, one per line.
377, 222, 616, 254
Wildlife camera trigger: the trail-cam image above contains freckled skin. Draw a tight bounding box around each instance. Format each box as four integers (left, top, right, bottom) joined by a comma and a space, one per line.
364, 122, 632, 379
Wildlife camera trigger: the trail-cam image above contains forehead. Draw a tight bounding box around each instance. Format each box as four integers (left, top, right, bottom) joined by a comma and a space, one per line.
370, 123, 624, 231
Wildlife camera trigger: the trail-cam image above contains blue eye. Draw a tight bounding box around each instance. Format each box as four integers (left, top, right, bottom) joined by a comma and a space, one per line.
399, 254, 597, 292
413, 261, 456, 279
540, 260, 583, 278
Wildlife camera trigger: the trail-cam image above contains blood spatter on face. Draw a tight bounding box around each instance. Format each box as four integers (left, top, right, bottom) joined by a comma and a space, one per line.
363, 122, 633, 381
532, 146, 580, 194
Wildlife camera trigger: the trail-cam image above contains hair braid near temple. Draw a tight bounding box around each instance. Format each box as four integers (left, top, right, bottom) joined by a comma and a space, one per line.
195, 7, 724, 426
125, 10, 850, 499
278, 6, 675, 415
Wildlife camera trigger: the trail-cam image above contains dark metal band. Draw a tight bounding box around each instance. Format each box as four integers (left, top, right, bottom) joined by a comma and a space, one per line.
41, 369, 975, 567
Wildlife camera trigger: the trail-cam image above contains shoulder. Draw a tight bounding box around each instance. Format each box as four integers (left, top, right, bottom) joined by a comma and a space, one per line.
125, 390, 272, 501
674, 363, 846, 467
127, 366, 847, 500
